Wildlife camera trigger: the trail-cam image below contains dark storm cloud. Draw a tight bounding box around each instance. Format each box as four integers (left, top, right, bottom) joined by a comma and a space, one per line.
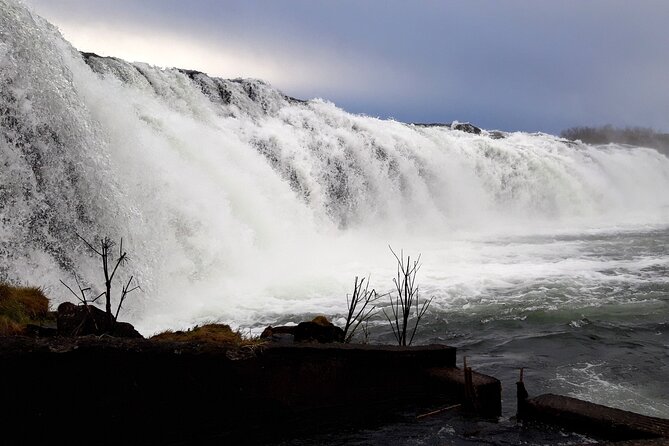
24, 0, 669, 133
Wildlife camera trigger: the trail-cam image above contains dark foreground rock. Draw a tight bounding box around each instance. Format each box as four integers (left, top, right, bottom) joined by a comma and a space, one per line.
0, 336, 498, 445
56, 302, 143, 338
260, 315, 344, 343
294, 319, 344, 343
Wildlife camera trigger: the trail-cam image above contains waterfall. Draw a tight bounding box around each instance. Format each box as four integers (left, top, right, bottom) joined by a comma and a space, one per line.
2, 0, 669, 333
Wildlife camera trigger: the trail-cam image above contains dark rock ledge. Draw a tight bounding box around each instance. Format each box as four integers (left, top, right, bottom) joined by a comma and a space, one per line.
0, 336, 499, 445
3, 334, 668, 445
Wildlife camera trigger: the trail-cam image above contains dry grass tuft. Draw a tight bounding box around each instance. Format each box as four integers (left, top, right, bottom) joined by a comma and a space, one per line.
151, 323, 263, 347
0, 283, 50, 335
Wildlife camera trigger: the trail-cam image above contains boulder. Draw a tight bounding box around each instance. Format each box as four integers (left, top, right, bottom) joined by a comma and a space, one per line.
294, 317, 344, 343
261, 316, 343, 343
56, 302, 142, 338
452, 122, 482, 135
113, 321, 143, 339
57, 302, 108, 336
260, 325, 296, 342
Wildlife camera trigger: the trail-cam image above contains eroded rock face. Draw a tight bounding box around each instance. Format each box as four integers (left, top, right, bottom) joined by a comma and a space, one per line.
56, 302, 142, 338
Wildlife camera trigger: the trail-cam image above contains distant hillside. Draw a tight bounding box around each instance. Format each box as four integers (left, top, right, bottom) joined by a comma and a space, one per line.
561, 126, 669, 156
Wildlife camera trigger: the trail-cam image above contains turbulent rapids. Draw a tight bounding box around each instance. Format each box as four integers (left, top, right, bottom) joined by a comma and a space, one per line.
1, 0, 669, 416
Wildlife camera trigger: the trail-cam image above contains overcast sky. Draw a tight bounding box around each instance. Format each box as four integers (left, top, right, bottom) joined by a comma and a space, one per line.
24, 0, 669, 134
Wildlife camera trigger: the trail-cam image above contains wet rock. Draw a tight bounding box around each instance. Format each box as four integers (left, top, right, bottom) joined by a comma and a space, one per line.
80, 51, 102, 61
452, 122, 482, 135
177, 68, 205, 80
488, 131, 506, 140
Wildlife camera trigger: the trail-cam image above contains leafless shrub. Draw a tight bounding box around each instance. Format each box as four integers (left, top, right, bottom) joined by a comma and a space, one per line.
342, 276, 379, 343
60, 234, 140, 331
383, 246, 432, 346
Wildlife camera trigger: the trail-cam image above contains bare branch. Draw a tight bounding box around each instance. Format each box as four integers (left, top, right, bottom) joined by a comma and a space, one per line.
76, 233, 102, 256
115, 276, 139, 320
73, 233, 140, 333
91, 292, 105, 303
385, 246, 432, 346
343, 276, 380, 343
409, 296, 433, 345
60, 279, 83, 303
108, 253, 126, 284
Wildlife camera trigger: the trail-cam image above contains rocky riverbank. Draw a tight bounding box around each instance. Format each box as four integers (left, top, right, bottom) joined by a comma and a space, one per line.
3, 286, 668, 445
0, 335, 500, 445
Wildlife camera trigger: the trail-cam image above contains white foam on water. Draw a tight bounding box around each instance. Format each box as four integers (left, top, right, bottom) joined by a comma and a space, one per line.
555, 362, 669, 418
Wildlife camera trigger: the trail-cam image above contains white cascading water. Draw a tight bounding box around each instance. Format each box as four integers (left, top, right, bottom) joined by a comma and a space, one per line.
2, 0, 669, 336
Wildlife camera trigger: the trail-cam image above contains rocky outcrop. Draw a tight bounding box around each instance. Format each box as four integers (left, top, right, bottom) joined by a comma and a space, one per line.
56, 302, 142, 338
412, 121, 488, 136
451, 122, 482, 135
294, 316, 344, 343
261, 316, 344, 344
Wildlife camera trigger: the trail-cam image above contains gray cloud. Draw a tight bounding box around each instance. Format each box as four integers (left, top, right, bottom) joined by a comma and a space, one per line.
23, 0, 669, 133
